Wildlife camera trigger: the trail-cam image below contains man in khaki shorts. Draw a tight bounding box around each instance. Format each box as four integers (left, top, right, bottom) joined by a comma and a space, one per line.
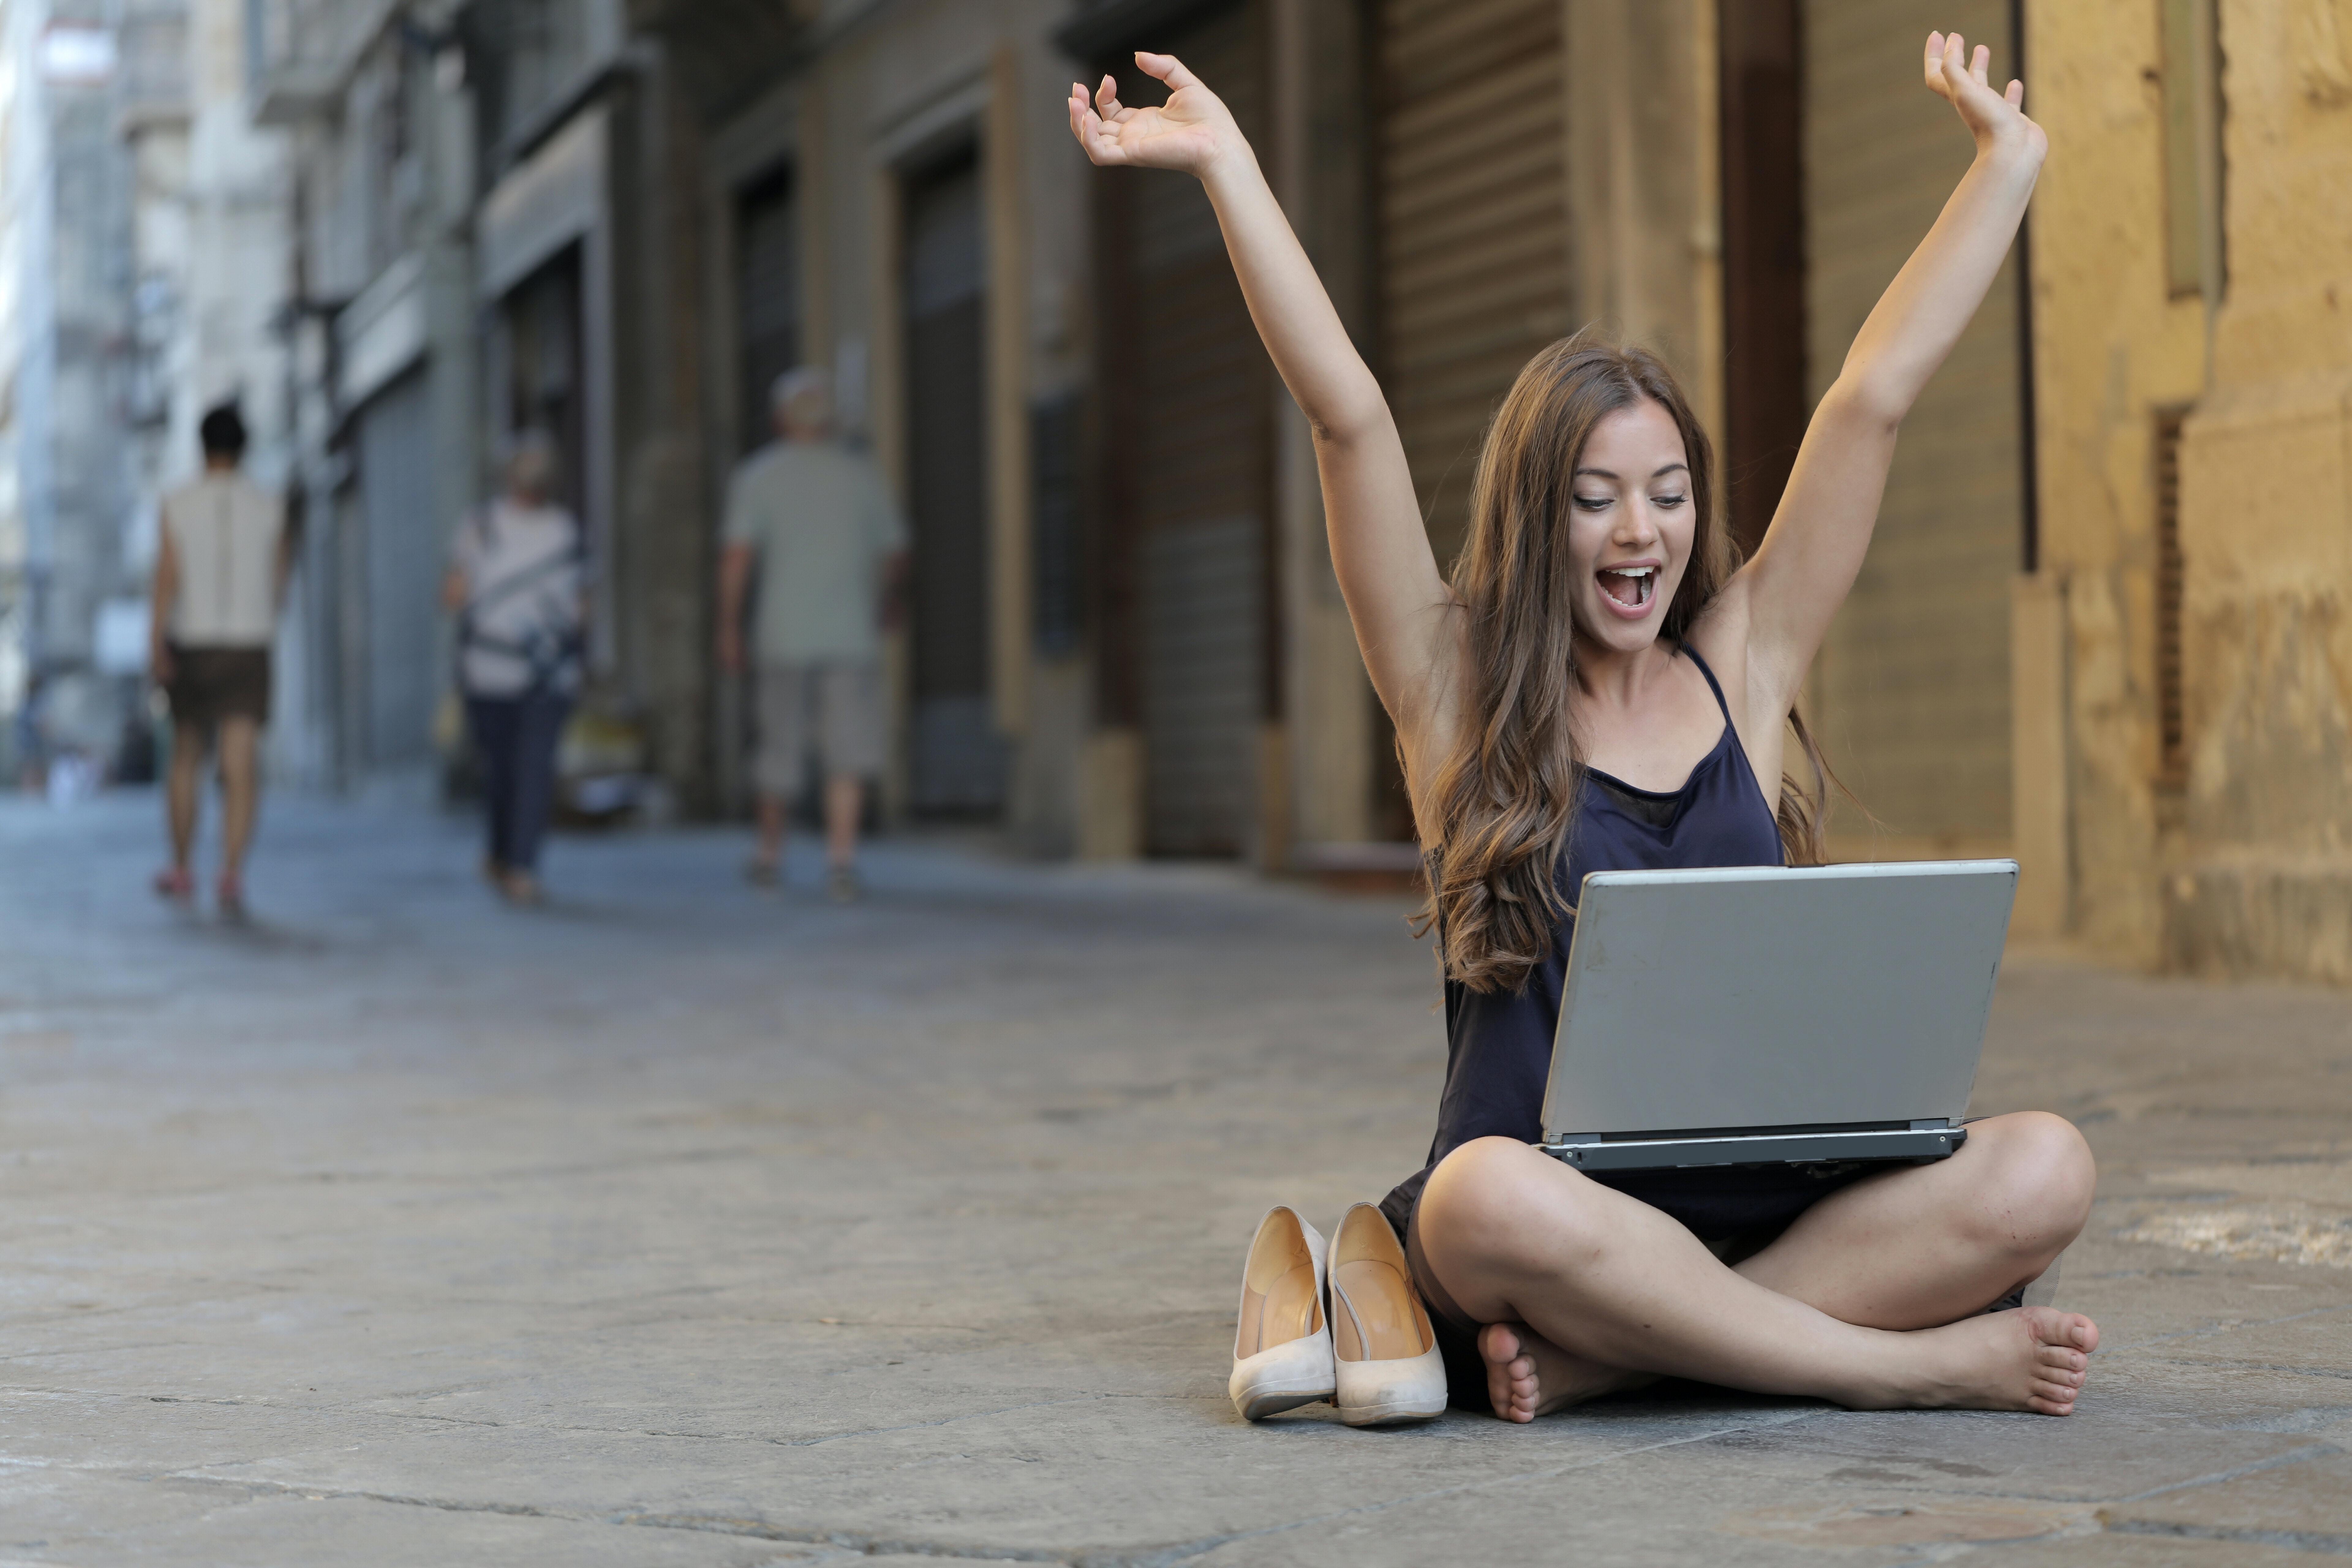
717, 369, 907, 901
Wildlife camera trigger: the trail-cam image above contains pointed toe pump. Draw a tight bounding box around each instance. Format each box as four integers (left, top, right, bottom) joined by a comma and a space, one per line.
1228, 1205, 1336, 1421
1328, 1203, 1447, 1427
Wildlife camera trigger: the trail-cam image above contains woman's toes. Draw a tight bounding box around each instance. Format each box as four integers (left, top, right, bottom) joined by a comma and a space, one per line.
1480, 1321, 1547, 1422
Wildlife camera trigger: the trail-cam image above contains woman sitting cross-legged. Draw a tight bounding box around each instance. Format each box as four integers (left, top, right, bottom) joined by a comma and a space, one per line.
1071, 32, 2097, 1423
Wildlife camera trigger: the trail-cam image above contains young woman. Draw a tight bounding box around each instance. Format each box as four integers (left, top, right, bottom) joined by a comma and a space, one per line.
1072, 33, 2100, 1422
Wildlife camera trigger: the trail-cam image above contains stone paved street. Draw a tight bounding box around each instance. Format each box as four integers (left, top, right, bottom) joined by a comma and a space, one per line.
2, 792, 2350, 1565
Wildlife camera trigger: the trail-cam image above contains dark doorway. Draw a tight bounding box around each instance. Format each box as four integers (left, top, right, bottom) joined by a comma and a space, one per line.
1093, 4, 1274, 858
357, 368, 436, 769
903, 147, 1004, 816
1720, 0, 1807, 557
500, 245, 588, 516
737, 164, 800, 456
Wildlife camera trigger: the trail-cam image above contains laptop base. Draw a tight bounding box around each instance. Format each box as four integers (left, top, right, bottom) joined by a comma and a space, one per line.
1540, 1124, 1966, 1173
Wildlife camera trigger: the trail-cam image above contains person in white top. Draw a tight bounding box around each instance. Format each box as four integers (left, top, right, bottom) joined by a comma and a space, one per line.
442, 430, 588, 906
148, 403, 291, 919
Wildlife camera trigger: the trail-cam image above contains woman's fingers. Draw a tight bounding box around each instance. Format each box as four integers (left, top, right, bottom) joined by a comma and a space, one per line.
1134, 49, 1200, 93
1921, 27, 2033, 121
1067, 85, 1125, 166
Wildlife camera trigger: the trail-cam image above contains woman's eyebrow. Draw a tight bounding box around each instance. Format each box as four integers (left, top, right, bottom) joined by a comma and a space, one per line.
1571, 463, 1690, 481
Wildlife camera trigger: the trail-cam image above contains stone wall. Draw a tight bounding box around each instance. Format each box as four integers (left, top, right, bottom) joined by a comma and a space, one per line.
2171, 0, 2352, 981
2026, 0, 2352, 982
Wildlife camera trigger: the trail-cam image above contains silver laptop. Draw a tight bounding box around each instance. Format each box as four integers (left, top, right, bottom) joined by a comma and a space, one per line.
1539, 860, 2017, 1172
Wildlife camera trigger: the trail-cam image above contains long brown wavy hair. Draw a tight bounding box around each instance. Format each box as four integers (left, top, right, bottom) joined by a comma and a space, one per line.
1416, 331, 1837, 994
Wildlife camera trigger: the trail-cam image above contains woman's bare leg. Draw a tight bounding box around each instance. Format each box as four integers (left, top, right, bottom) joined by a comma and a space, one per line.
166, 722, 206, 871
1417, 1125, 2098, 1423
217, 716, 260, 888
1735, 1111, 2095, 1326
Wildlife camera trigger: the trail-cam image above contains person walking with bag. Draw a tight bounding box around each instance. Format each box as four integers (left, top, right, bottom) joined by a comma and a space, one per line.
443, 430, 587, 907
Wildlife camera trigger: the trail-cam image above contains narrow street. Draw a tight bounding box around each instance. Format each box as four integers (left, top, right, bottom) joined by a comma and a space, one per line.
2, 794, 2350, 1565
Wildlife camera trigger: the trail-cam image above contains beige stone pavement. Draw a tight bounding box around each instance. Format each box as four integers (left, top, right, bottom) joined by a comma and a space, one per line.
1, 791, 2350, 1566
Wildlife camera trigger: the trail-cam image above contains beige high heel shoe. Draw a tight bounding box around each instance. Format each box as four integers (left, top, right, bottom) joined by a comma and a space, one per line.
1228, 1205, 1336, 1421
1327, 1203, 1447, 1426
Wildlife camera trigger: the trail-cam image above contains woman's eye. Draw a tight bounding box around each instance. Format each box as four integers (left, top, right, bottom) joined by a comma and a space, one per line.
1573, 495, 1611, 511
1652, 493, 1687, 509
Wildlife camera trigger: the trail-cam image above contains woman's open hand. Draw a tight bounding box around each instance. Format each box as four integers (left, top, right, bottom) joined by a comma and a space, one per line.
1924, 31, 2045, 162
1069, 52, 1237, 178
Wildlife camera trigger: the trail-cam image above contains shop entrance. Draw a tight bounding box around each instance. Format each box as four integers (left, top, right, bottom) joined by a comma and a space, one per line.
902, 147, 1005, 817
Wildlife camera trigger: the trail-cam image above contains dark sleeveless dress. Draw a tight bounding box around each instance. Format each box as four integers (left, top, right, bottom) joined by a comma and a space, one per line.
1380, 643, 1876, 1407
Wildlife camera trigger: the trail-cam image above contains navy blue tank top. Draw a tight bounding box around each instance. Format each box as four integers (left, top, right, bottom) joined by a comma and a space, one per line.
1381, 644, 1786, 1234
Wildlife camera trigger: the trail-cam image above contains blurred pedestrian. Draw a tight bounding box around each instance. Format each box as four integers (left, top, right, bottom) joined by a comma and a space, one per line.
149, 402, 290, 920
717, 369, 907, 901
444, 430, 587, 907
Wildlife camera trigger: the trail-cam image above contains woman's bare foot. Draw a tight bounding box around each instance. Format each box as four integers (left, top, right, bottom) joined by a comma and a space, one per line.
1478, 1320, 1653, 1422
1872, 1306, 2100, 1415
1480, 1306, 2097, 1422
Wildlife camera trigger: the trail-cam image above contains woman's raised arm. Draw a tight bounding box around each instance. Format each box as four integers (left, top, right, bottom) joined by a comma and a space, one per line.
1723, 32, 2047, 725
1071, 53, 1454, 725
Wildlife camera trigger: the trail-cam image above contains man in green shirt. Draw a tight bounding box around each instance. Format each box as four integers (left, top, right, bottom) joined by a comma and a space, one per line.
718, 370, 908, 899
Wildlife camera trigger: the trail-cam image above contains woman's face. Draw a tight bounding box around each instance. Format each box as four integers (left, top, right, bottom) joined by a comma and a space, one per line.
1564, 398, 1695, 656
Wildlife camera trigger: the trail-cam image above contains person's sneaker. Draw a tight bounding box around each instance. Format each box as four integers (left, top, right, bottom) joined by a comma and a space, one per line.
499, 870, 544, 907
214, 875, 249, 925
153, 867, 194, 905
826, 865, 861, 904
744, 856, 781, 888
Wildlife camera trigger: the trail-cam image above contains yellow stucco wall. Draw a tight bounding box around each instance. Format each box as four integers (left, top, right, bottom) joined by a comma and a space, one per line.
2170, 0, 2352, 980
2026, 0, 2352, 980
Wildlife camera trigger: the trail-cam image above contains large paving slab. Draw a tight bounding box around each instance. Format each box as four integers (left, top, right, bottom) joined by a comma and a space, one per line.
1, 791, 2349, 1564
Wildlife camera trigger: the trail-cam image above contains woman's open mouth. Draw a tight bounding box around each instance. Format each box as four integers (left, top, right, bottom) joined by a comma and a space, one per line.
1596, 564, 1659, 617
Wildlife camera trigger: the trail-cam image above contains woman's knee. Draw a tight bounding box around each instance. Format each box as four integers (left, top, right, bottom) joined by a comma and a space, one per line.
1966, 1111, 2096, 1256
1418, 1137, 1608, 1271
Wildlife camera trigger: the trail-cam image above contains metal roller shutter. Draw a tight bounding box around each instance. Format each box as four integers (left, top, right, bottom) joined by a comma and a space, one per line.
1804, 0, 2021, 850
904, 150, 1006, 816
1103, 4, 1273, 858
358, 368, 438, 771
1377, 0, 1570, 567
738, 168, 800, 456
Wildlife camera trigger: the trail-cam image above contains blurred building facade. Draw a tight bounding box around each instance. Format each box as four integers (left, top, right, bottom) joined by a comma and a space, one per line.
0, 0, 140, 780
249, 0, 482, 794
0, 0, 2340, 984
120, 0, 301, 775
2024, 0, 2352, 983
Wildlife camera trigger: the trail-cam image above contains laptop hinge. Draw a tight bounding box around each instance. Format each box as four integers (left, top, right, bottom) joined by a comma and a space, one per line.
1542, 1125, 1966, 1171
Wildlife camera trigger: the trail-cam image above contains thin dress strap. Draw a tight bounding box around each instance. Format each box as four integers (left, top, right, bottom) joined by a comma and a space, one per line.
1678, 641, 1736, 727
